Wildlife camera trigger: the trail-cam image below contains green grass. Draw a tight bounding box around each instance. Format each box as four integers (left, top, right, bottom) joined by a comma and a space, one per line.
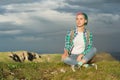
0, 52, 120, 80
0, 52, 14, 63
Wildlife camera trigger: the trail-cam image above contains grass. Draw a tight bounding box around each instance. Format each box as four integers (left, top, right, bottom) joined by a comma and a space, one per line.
0, 52, 14, 63
0, 51, 120, 80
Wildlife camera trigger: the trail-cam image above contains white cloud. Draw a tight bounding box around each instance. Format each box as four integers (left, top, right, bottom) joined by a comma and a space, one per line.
2, 0, 64, 12
1, 0, 74, 25
0, 1, 74, 34
0, 0, 119, 35
0, 30, 22, 35
0, 13, 27, 24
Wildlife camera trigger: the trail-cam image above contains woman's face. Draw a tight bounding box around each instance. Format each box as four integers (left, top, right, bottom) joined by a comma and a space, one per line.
76, 14, 87, 27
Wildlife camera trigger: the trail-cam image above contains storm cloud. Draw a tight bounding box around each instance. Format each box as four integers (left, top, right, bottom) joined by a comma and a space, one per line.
0, 0, 120, 53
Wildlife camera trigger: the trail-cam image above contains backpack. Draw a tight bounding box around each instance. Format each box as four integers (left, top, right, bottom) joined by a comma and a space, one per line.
70, 28, 90, 46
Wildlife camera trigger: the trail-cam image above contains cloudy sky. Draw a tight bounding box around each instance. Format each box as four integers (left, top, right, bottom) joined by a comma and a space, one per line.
0, 0, 120, 53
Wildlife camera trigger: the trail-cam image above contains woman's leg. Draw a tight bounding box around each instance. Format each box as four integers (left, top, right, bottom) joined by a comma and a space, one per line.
78, 47, 97, 66
83, 47, 97, 63
62, 54, 78, 65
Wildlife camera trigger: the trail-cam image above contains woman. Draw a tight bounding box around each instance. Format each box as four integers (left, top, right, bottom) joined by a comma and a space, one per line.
61, 12, 97, 71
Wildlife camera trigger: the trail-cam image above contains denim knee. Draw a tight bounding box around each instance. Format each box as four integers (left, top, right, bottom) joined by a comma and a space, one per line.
83, 47, 97, 62
62, 56, 78, 65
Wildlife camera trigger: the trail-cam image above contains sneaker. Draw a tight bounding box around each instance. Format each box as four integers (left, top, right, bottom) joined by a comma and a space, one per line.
71, 65, 81, 72
83, 64, 89, 68
77, 65, 81, 70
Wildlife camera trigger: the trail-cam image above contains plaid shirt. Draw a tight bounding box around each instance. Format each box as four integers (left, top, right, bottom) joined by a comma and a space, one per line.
64, 28, 93, 55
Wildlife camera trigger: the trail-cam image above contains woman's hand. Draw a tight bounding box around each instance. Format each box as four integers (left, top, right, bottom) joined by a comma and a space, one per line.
61, 49, 68, 60
77, 54, 84, 61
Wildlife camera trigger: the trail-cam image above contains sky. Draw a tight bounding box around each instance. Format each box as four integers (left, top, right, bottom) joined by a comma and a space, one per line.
0, 0, 120, 53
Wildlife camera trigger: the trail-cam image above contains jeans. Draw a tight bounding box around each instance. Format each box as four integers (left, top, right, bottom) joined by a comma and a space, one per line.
62, 47, 97, 65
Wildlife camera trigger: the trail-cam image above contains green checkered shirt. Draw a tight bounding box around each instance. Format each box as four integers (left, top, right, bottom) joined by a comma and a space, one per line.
64, 28, 93, 55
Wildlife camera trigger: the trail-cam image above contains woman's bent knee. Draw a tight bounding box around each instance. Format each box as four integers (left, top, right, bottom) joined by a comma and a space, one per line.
82, 47, 97, 62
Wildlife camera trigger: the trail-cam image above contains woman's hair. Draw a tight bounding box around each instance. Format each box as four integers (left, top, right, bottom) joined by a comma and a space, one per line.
76, 12, 88, 25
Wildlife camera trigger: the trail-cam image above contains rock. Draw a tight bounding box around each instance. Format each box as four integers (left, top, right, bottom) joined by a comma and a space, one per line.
60, 68, 66, 73
9, 51, 41, 62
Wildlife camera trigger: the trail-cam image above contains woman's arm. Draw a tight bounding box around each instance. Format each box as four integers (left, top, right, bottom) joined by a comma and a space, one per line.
61, 49, 69, 60
64, 31, 71, 51
82, 32, 93, 55
61, 31, 71, 59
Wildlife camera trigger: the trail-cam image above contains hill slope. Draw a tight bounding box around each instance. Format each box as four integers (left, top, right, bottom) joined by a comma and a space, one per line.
0, 51, 120, 80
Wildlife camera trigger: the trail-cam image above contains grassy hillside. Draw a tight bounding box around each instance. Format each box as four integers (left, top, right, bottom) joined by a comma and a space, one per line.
0, 51, 120, 80
0, 52, 14, 63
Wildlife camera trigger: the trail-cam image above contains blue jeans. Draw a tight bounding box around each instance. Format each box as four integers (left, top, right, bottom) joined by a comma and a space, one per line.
62, 47, 97, 65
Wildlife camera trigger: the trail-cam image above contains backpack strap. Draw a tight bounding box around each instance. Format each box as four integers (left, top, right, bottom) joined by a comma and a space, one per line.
86, 29, 90, 46
70, 27, 74, 44
70, 28, 90, 45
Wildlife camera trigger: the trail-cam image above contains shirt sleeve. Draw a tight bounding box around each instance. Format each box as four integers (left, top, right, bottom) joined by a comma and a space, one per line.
64, 31, 71, 51
82, 32, 93, 55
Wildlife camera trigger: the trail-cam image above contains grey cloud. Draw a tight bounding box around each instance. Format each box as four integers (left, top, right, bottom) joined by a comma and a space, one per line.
0, 17, 66, 41
88, 13, 120, 35
91, 14, 120, 25
0, 7, 7, 14
0, 19, 65, 53
103, 0, 120, 3
0, 0, 41, 5
55, 0, 120, 14
0, 0, 43, 14
64, 0, 120, 6
0, 22, 23, 30
70, 0, 120, 3
0, 26, 65, 53
1, 9, 36, 14
0, 0, 120, 53
0, 22, 24, 39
